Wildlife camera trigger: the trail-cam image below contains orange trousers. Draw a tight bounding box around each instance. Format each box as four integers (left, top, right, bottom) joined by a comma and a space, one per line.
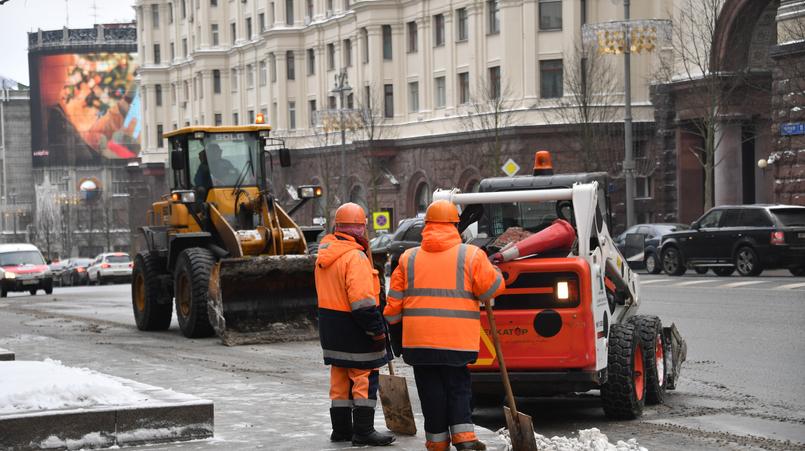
329, 366, 379, 408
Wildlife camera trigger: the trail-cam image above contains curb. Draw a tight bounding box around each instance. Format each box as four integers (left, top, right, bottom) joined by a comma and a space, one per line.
0, 348, 14, 361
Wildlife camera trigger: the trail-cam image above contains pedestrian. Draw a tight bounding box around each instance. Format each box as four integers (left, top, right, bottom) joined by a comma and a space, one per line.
384, 200, 506, 451
314, 202, 395, 446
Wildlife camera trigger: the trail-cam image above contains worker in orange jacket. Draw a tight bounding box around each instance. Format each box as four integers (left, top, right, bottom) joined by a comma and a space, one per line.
384, 200, 505, 451
315, 202, 395, 447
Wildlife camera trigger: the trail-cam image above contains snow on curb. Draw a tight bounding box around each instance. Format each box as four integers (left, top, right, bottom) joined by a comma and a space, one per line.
497, 427, 648, 451
37, 424, 213, 450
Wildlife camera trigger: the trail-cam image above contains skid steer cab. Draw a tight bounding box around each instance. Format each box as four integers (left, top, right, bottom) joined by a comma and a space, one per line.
435, 151, 686, 420
132, 124, 323, 346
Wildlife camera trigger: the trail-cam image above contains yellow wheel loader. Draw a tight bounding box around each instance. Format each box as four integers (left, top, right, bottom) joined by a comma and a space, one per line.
131, 124, 322, 345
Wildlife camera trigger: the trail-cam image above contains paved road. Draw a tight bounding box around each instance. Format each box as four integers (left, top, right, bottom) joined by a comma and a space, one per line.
1, 274, 803, 450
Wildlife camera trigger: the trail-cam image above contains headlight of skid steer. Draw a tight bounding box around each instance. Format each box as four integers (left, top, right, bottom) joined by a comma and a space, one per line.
170, 190, 196, 203
298, 185, 323, 199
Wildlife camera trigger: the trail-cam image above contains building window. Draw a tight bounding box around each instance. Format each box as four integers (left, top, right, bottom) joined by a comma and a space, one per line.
408, 81, 419, 112
169, 3, 174, 23
344, 0, 350, 10
382, 25, 392, 60
636, 176, 652, 199
286, 0, 294, 24
270, 2, 275, 26
289, 101, 297, 129
361, 28, 369, 64
182, 38, 188, 56
248, 110, 255, 124
210, 0, 217, 6
309, 99, 317, 126
181, 0, 186, 18
246, 64, 255, 89
383, 84, 393, 118
171, 83, 177, 104
211, 24, 219, 46
259, 61, 267, 86
434, 76, 446, 108
269, 53, 277, 82
415, 182, 431, 214
364, 85, 371, 107
489, 66, 501, 99
193, 76, 197, 100
246, 17, 252, 39
488, 0, 500, 34
230, 23, 236, 44
272, 102, 277, 122
155, 84, 163, 106
327, 43, 336, 70
305, 0, 313, 21
328, 96, 336, 109
407, 21, 417, 53
231, 68, 239, 92
213, 69, 221, 93
344, 39, 352, 66
306, 48, 315, 75
214, 113, 222, 125
327, 0, 333, 14
170, 42, 175, 60
287, 51, 295, 79
233, 112, 239, 125
347, 93, 354, 108
259, 13, 265, 31
151, 4, 160, 28
153, 44, 161, 64
539, 59, 563, 98
156, 124, 164, 148
539, 0, 562, 30
434, 14, 445, 47
458, 72, 470, 104
457, 8, 468, 41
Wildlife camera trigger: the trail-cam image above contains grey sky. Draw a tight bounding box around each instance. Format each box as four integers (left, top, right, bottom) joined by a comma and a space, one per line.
0, 0, 136, 85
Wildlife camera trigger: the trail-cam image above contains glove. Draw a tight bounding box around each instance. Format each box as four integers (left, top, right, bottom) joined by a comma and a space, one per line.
371, 333, 386, 352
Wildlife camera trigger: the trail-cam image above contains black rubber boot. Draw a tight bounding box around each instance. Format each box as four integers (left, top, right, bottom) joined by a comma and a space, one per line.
330, 407, 352, 442
454, 440, 487, 450
351, 406, 395, 446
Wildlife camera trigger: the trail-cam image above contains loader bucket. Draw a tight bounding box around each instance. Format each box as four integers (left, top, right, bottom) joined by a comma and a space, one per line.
208, 254, 318, 346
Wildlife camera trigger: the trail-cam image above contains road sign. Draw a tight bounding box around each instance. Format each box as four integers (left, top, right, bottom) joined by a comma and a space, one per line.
781, 122, 805, 136
501, 158, 520, 177
372, 211, 391, 230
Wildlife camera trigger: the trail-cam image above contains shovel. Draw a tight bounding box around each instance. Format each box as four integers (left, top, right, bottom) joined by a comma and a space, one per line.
378, 359, 418, 435
484, 300, 538, 451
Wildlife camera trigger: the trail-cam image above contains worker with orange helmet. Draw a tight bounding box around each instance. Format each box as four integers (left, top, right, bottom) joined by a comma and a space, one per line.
384, 200, 506, 451
315, 202, 395, 446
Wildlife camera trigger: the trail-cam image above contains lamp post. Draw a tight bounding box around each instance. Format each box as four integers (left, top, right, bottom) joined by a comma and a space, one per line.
331, 69, 352, 203
582, 7, 671, 228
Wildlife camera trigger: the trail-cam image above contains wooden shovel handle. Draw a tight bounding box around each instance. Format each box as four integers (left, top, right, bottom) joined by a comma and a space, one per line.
484, 300, 520, 417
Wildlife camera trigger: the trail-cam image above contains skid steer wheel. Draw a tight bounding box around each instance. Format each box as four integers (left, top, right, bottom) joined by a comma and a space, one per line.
174, 248, 216, 338
661, 247, 686, 276
628, 315, 668, 405
132, 252, 173, 331
601, 323, 645, 419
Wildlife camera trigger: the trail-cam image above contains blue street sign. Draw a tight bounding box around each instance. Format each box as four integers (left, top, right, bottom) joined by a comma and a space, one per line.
781, 122, 805, 136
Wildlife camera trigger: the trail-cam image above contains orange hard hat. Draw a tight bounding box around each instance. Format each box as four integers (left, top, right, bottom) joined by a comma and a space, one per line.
334, 202, 367, 225
424, 200, 460, 223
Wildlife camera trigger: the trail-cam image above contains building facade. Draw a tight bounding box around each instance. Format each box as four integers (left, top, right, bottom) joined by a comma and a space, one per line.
0, 80, 35, 243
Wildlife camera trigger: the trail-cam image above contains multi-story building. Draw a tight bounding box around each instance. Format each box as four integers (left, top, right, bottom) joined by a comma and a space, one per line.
0, 78, 34, 243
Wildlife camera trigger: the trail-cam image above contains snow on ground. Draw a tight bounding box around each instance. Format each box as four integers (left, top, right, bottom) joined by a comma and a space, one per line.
497, 427, 648, 451
0, 359, 153, 415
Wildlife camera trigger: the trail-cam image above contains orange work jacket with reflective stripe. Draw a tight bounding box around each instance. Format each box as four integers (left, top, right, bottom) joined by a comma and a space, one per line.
315, 233, 389, 369
383, 222, 505, 366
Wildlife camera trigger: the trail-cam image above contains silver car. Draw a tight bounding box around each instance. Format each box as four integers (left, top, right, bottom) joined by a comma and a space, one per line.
87, 253, 133, 285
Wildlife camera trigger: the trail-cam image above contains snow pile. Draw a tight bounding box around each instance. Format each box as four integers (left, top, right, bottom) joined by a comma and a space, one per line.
497, 427, 648, 451
39, 432, 114, 450
0, 359, 153, 415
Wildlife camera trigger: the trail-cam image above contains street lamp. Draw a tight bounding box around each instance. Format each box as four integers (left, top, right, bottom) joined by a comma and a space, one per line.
582, 3, 671, 227
331, 69, 353, 203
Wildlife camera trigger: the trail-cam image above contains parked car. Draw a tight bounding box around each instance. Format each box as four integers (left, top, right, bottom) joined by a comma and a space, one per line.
59, 258, 94, 286
614, 223, 690, 274
48, 260, 70, 286
660, 205, 805, 277
369, 232, 393, 265
385, 217, 425, 275
0, 243, 53, 297
87, 253, 133, 285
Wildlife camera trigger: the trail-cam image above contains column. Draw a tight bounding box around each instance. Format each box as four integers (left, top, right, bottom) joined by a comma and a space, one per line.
714, 121, 743, 205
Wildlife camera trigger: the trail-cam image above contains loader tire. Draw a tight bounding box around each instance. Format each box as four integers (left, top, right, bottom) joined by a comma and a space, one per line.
601, 323, 645, 419
174, 248, 216, 338
132, 252, 172, 331
629, 315, 667, 405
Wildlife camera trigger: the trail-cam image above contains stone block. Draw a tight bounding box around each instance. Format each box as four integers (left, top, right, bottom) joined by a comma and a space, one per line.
0, 348, 14, 361
0, 410, 116, 450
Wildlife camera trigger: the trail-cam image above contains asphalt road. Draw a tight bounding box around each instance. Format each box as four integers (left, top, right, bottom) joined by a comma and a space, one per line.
0, 272, 803, 450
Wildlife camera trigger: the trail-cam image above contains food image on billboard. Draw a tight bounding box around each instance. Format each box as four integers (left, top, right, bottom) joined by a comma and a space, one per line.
31, 52, 141, 165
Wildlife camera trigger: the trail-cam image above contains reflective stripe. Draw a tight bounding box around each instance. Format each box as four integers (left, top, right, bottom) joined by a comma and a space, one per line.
388, 289, 404, 299
404, 308, 480, 320
406, 248, 419, 291
350, 297, 376, 310
426, 431, 450, 442
405, 288, 477, 299
450, 423, 475, 434
385, 313, 402, 324
404, 345, 479, 352
319, 243, 330, 249
479, 273, 503, 301
353, 398, 377, 407
331, 399, 354, 407
322, 349, 387, 362
456, 244, 467, 291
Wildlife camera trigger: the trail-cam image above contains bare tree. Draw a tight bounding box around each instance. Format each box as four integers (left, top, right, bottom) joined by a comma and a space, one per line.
34, 179, 62, 260
354, 86, 397, 213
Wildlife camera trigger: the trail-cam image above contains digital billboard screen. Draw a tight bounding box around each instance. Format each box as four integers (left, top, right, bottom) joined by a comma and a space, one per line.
30, 52, 141, 166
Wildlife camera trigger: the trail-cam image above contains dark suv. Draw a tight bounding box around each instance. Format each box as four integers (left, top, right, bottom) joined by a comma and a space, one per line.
385, 217, 425, 274
660, 205, 805, 277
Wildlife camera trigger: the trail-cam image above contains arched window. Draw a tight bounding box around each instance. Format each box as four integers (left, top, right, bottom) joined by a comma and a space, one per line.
415, 182, 430, 214
465, 179, 480, 193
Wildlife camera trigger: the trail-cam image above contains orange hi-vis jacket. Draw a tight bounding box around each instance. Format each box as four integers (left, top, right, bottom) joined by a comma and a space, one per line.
384, 222, 506, 366
315, 233, 389, 369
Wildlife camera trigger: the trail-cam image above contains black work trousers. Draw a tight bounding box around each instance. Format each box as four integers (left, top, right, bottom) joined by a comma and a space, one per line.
413, 365, 474, 443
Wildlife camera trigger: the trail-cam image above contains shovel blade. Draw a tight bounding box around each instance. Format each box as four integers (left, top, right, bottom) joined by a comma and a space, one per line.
503, 406, 538, 451
378, 374, 417, 435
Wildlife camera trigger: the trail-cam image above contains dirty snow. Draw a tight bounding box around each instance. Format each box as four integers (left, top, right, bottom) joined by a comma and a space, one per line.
39, 432, 113, 450
0, 359, 153, 415
497, 427, 648, 451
